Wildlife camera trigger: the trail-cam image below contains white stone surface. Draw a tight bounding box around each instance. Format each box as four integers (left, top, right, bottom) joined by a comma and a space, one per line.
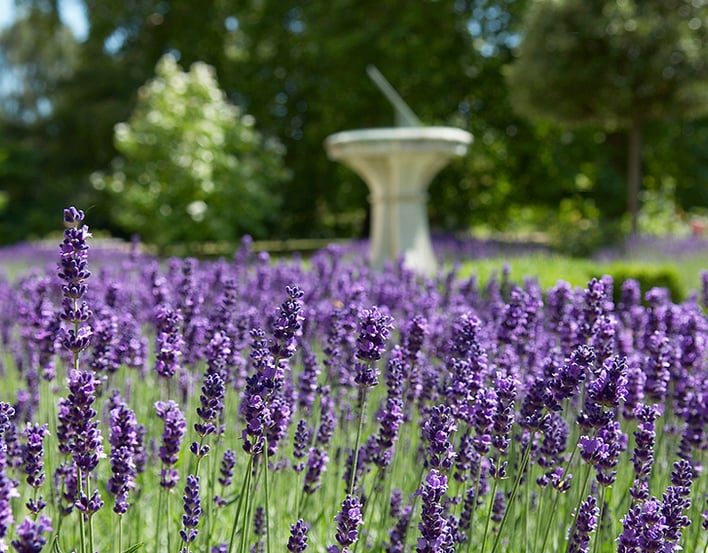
325, 126, 473, 275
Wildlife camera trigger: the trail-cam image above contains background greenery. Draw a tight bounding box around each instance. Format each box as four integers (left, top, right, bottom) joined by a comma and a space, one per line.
1, 0, 708, 252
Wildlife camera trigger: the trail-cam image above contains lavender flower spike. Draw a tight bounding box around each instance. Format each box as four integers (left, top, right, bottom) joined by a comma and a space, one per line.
568, 496, 598, 553
287, 519, 310, 552
57, 206, 93, 354
21, 423, 49, 514
333, 494, 363, 552
356, 306, 394, 362
10, 515, 53, 553
417, 469, 454, 553
155, 400, 186, 489
179, 475, 201, 550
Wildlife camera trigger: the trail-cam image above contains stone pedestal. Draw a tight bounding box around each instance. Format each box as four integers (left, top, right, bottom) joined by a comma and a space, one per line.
325, 126, 472, 275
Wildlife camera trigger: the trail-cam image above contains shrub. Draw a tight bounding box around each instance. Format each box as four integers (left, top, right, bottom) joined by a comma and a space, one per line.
91, 54, 288, 249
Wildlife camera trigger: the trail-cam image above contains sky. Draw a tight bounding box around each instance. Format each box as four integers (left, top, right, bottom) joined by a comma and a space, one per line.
0, 0, 88, 39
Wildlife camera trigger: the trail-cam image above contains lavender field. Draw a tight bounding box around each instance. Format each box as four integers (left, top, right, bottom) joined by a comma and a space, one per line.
0, 207, 707, 553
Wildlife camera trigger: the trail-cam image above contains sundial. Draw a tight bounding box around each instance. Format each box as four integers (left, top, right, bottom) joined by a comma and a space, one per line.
324, 66, 472, 275
365, 65, 422, 127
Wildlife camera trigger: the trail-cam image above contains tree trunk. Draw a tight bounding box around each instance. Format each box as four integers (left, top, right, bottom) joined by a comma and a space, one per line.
627, 120, 642, 236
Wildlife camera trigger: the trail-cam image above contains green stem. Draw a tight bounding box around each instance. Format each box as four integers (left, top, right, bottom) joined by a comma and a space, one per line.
465, 457, 484, 553
349, 387, 369, 496
539, 438, 581, 553
239, 459, 257, 553
167, 489, 173, 553
264, 443, 272, 553
118, 515, 123, 553
490, 440, 533, 553
87, 478, 94, 553
565, 464, 593, 553
592, 487, 609, 553
227, 455, 253, 553
482, 463, 501, 553
155, 486, 164, 551
77, 469, 86, 553
538, 486, 562, 553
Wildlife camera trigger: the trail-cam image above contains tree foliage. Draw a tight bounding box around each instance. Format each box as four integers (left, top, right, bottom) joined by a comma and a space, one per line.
1, 0, 708, 248
92, 54, 287, 248
507, 0, 708, 231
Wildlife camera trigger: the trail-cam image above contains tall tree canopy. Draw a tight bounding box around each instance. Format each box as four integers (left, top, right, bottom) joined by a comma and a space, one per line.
507, 0, 708, 233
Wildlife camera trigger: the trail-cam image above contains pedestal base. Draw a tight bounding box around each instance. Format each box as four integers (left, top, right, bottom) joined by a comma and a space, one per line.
325, 127, 472, 275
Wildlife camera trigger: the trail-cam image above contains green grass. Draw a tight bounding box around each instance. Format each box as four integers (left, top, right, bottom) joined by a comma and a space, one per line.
458, 252, 708, 298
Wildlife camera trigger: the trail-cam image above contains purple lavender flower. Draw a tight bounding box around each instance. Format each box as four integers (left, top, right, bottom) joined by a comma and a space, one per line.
497, 286, 530, 346
21, 423, 48, 514
240, 373, 271, 457
356, 306, 394, 362
297, 348, 321, 416
271, 285, 305, 360
491, 490, 506, 524
471, 388, 497, 456
21, 423, 48, 490
538, 412, 569, 470
88, 307, 119, 375
0, 438, 18, 548
637, 498, 667, 552
62, 369, 104, 477
581, 277, 612, 340
293, 419, 311, 472
643, 331, 672, 403
108, 399, 141, 513
617, 503, 641, 553
661, 459, 693, 546
417, 469, 454, 553
315, 388, 336, 447
155, 400, 186, 489
579, 420, 626, 486
370, 396, 404, 469
422, 405, 457, 471
57, 208, 91, 325
389, 489, 403, 519
179, 474, 201, 549
387, 504, 412, 553
53, 461, 77, 516
333, 494, 363, 551
218, 449, 236, 487
265, 391, 292, 457
10, 515, 52, 553
214, 448, 236, 507
401, 315, 428, 360
630, 404, 660, 502
303, 447, 329, 495
287, 519, 309, 552
547, 345, 595, 407
195, 371, 225, 438
153, 306, 184, 379
568, 496, 598, 553
586, 355, 628, 409
492, 373, 517, 455
519, 377, 550, 431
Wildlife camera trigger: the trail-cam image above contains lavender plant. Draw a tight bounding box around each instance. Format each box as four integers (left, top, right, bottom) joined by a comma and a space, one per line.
0, 206, 706, 553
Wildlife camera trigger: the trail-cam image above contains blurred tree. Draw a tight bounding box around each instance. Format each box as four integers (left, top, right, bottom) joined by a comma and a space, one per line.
0, 1, 80, 242
507, 0, 708, 233
3, 0, 708, 247
0, 1, 78, 123
92, 54, 287, 248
